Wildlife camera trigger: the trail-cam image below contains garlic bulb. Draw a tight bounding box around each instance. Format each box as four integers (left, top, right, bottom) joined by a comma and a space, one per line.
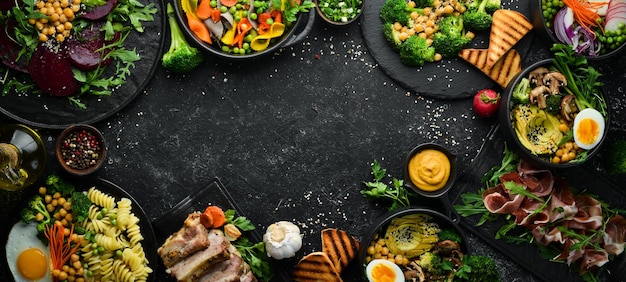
263, 221, 302, 260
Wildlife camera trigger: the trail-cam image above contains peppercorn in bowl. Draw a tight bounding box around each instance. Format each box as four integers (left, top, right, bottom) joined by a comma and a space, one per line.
56, 124, 106, 175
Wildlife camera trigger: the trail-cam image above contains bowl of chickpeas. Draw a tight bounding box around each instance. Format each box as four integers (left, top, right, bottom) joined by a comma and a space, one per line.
358, 207, 469, 281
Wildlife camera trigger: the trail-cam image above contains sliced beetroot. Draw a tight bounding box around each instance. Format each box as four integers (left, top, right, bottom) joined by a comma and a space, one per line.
65, 22, 115, 71
80, 0, 118, 20
0, 19, 28, 73
28, 43, 80, 97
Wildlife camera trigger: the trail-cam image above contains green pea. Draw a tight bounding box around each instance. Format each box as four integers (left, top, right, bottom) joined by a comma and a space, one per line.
210, 0, 217, 7
250, 13, 257, 20
266, 18, 274, 25
222, 45, 230, 52
242, 42, 250, 50
229, 6, 237, 14
220, 6, 228, 13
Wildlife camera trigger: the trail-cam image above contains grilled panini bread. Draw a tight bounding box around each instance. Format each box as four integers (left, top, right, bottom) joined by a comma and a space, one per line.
292, 252, 343, 282
321, 228, 359, 273
459, 48, 521, 88
487, 9, 532, 68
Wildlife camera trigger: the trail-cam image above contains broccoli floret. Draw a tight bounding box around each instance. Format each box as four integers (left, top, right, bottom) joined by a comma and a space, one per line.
438, 229, 463, 244
71, 191, 92, 223
380, 0, 424, 26
432, 16, 472, 58
46, 174, 75, 197
485, 0, 501, 14
21, 195, 52, 233
606, 139, 626, 175
512, 77, 531, 103
399, 35, 435, 66
413, 0, 433, 7
418, 252, 445, 276
458, 255, 501, 282
383, 23, 404, 50
463, 0, 492, 31
545, 94, 564, 115
162, 3, 204, 74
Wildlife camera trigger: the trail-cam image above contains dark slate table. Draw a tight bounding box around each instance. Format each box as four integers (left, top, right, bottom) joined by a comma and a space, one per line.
2, 5, 626, 282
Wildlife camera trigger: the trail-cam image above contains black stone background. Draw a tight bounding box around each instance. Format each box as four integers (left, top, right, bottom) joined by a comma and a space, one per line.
2, 2, 626, 281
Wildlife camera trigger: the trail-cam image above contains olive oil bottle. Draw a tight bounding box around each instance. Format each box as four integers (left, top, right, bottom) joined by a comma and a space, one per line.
0, 124, 46, 191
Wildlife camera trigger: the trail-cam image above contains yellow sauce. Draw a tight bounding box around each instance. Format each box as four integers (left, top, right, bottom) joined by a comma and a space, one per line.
408, 149, 450, 192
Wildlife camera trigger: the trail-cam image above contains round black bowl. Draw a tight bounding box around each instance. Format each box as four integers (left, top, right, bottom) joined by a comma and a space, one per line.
404, 143, 457, 198
498, 59, 609, 169
314, 0, 364, 26
358, 207, 470, 280
530, 0, 626, 60
173, 0, 315, 59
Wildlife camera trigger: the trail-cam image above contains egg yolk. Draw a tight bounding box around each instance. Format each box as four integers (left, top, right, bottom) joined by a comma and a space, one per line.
371, 263, 397, 282
576, 118, 600, 145
17, 248, 47, 280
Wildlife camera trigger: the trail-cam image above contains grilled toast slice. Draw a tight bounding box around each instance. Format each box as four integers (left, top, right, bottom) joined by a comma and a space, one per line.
459, 48, 522, 88
487, 9, 532, 68
292, 252, 343, 282
321, 228, 360, 273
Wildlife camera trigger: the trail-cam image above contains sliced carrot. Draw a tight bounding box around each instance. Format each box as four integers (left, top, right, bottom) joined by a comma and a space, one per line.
203, 206, 226, 228
232, 18, 253, 48
563, 0, 603, 36
271, 10, 282, 24
200, 211, 214, 228
211, 9, 221, 22
186, 12, 212, 44
220, 0, 237, 7
195, 0, 214, 20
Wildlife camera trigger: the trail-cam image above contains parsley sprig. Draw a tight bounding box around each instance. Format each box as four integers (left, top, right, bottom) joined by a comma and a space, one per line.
225, 209, 274, 281
360, 160, 417, 211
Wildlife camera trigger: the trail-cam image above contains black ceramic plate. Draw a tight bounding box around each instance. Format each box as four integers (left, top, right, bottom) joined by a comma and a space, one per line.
152, 177, 291, 282
446, 125, 626, 282
0, 0, 165, 130
1, 177, 159, 282
361, 0, 535, 99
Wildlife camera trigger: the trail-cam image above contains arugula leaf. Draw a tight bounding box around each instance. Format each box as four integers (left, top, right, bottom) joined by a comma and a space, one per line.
502, 181, 544, 202
481, 142, 519, 187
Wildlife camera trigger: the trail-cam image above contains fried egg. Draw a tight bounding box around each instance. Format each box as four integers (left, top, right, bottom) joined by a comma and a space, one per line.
365, 259, 404, 282
5, 221, 52, 282
573, 108, 605, 150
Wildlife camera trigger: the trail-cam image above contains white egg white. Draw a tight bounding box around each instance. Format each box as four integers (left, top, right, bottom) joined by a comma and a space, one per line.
365, 259, 404, 282
573, 108, 605, 150
5, 221, 52, 282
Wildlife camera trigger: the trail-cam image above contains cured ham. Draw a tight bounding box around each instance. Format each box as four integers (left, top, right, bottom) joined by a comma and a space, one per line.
480, 159, 626, 276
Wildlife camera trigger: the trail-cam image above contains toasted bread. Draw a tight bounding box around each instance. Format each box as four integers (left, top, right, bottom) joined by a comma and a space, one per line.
321, 228, 360, 273
487, 9, 532, 68
459, 48, 521, 88
292, 252, 343, 282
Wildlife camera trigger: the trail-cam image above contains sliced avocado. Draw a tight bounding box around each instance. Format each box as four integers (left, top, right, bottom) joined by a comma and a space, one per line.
513, 104, 563, 155
384, 214, 440, 258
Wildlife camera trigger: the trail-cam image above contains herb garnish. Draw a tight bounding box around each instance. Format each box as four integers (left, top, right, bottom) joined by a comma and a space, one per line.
360, 159, 417, 211
225, 209, 274, 281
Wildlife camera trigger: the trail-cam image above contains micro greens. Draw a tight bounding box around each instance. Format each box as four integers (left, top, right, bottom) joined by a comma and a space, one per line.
224, 209, 274, 281
360, 159, 417, 211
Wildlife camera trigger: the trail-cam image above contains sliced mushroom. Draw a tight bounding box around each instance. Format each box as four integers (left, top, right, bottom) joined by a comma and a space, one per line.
560, 94, 578, 122
543, 72, 568, 94
433, 240, 461, 256
528, 67, 550, 86
530, 85, 551, 109
404, 261, 425, 282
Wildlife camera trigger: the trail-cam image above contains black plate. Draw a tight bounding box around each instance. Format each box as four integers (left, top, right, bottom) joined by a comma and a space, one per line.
1, 177, 159, 282
152, 177, 291, 282
360, 0, 535, 99
446, 125, 626, 282
0, 0, 165, 129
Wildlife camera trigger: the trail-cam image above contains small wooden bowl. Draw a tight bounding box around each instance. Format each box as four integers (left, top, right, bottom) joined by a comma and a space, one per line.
315, 0, 364, 26
56, 124, 107, 176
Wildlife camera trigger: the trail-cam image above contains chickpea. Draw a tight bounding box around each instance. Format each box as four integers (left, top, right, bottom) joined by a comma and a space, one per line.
46, 203, 55, 213
62, 265, 70, 273
54, 213, 62, 220
373, 253, 382, 259
393, 22, 402, 31
561, 153, 570, 162
394, 255, 404, 265
443, 5, 454, 14
52, 269, 61, 277
53, 192, 61, 199
387, 257, 396, 263
407, 0, 416, 8
381, 246, 389, 256
568, 151, 576, 160
434, 53, 443, 61
367, 245, 376, 255
65, 213, 73, 221
63, 201, 72, 211
51, 198, 58, 207
58, 271, 68, 281
398, 32, 409, 41
68, 268, 76, 276
564, 142, 574, 150
35, 213, 44, 221
552, 156, 561, 164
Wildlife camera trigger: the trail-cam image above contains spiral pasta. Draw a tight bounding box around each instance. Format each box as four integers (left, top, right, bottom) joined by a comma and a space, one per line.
80, 187, 153, 281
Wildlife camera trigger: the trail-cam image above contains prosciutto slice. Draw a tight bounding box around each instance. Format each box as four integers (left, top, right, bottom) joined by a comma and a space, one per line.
568, 195, 603, 230
603, 215, 626, 255
482, 181, 525, 214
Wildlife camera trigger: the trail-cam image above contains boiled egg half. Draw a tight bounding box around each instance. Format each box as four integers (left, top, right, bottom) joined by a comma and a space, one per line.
365, 259, 404, 282
573, 108, 605, 150
5, 221, 52, 282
